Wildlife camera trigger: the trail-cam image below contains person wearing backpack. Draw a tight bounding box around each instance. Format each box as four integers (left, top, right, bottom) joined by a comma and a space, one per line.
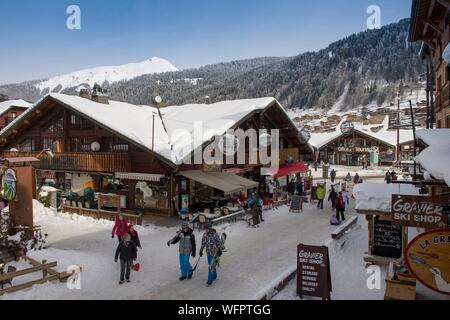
335, 192, 346, 222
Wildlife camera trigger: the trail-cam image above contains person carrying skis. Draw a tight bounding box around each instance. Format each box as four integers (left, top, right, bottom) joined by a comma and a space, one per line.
335, 192, 346, 222
199, 223, 222, 287
328, 186, 338, 210
112, 213, 128, 243
114, 233, 137, 285
167, 222, 196, 281
128, 225, 142, 249
316, 184, 326, 210
330, 169, 337, 183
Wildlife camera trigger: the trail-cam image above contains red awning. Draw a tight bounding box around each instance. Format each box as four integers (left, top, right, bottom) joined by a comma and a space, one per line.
261, 162, 309, 179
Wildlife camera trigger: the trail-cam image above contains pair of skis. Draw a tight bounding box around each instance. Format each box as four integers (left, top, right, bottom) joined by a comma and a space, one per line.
192, 233, 227, 273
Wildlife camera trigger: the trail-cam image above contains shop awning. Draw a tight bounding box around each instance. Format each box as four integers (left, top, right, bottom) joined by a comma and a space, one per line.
261, 162, 309, 179
178, 170, 258, 194
115, 172, 165, 182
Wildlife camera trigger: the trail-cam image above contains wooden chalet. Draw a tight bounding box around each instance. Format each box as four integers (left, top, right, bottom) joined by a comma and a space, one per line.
410, 0, 450, 128
0, 91, 312, 221
0, 99, 32, 130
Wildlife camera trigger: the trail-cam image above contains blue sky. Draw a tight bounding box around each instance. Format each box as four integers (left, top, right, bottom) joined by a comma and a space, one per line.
0, 0, 412, 85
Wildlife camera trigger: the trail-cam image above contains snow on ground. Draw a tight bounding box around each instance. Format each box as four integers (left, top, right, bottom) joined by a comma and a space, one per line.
2, 197, 354, 300
272, 219, 450, 301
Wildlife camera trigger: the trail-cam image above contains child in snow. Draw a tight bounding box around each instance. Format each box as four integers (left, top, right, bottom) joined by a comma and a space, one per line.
330, 214, 341, 226
167, 222, 196, 281
114, 233, 137, 285
112, 213, 128, 243
128, 225, 142, 249
199, 223, 222, 287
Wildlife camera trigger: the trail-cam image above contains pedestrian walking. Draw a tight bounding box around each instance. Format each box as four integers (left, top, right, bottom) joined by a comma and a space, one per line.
316, 184, 325, 210
167, 222, 196, 281
335, 192, 346, 222
114, 233, 137, 285
112, 213, 128, 243
330, 169, 337, 184
128, 225, 142, 249
199, 223, 222, 287
328, 187, 338, 209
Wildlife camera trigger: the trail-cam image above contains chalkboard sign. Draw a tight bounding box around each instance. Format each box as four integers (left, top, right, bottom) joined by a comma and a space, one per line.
297, 244, 332, 300
373, 217, 403, 259
290, 196, 303, 213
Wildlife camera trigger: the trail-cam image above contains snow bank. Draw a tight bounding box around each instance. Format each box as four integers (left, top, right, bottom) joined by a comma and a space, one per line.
417, 129, 450, 146
353, 183, 420, 212
415, 144, 450, 187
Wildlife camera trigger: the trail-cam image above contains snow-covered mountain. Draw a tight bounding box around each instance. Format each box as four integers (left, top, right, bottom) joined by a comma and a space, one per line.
35, 57, 178, 93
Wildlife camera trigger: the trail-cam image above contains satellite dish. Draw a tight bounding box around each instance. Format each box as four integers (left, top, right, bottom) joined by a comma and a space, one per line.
298, 128, 311, 144
444, 43, 450, 64
91, 141, 101, 152
340, 121, 355, 135
153, 96, 163, 105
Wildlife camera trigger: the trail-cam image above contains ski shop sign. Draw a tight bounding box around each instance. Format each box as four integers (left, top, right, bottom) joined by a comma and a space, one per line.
392, 195, 449, 229
297, 244, 332, 300
405, 229, 450, 296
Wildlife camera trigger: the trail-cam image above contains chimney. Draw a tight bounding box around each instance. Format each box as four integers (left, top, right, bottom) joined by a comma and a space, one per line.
91, 84, 109, 104
0, 94, 8, 102
79, 88, 90, 99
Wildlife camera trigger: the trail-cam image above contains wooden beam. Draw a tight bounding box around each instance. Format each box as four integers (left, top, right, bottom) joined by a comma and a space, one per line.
0, 261, 57, 282
0, 274, 59, 296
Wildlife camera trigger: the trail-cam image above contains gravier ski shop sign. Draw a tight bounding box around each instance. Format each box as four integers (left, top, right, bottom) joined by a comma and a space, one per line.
297, 244, 332, 300
392, 195, 449, 229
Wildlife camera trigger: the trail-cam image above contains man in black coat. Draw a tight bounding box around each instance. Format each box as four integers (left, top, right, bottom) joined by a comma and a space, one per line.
115, 233, 137, 284
328, 187, 338, 209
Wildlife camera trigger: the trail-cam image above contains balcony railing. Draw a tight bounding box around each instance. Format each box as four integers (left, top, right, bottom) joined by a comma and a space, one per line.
1, 151, 131, 173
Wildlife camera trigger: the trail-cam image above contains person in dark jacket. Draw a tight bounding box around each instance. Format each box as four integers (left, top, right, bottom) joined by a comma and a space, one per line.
114, 233, 137, 284
328, 187, 338, 209
287, 181, 296, 195
128, 225, 142, 249
335, 192, 346, 222
200, 223, 222, 287
296, 180, 304, 197
330, 169, 337, 183
167, 222, 196, 281
353, 173, 360, 184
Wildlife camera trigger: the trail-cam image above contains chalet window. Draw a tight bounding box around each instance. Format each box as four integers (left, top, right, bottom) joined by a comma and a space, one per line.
19, 138, 35, 152
44, 117, 64, 133
104, 137, 129, 152
69, 137, 94, 152
11, 112, 17, 119
69, 113, 93, 130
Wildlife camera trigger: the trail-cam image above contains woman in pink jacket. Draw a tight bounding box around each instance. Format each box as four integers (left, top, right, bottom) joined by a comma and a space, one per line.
112, 213, 128, 243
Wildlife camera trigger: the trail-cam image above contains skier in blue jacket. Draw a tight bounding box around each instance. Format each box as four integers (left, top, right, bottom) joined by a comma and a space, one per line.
167, 222, 196, 281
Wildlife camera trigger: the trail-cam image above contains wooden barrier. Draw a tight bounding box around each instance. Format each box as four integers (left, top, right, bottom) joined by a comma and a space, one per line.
62, 205, 143, 225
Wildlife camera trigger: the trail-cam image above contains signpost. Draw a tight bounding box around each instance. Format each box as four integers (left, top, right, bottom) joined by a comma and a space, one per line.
297, 244, 332, 300
405, 229, 450, 296
392, 195, 449, 229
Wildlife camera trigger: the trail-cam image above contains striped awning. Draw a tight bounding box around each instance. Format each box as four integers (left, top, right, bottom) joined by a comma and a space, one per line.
115, 172, 165, 182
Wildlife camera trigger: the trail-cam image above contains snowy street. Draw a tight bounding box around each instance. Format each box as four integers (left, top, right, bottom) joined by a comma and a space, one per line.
1, 194, 356, 300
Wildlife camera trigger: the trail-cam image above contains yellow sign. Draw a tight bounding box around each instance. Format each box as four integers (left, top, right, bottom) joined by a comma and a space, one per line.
405, 229, 450, 296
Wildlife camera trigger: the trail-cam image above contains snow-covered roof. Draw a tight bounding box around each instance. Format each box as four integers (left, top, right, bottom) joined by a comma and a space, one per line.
415, 129, 450, 187
309, 117, 415, 149
1, 93, 294, 166
416, 128, 450, 146
0, 99, 32, 117
353, 183, 421, 212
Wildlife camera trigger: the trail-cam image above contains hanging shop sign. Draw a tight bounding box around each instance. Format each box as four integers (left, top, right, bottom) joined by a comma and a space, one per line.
405, 229, 450, 296
340, 121, 355, 135
2, 169, 17, 201
337, 147, 372, 153
297, 244, 332, 300
392, 195, 449, 229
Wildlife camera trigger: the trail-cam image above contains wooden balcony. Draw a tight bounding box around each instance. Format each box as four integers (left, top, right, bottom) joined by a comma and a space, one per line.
1, 151, 131, 173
